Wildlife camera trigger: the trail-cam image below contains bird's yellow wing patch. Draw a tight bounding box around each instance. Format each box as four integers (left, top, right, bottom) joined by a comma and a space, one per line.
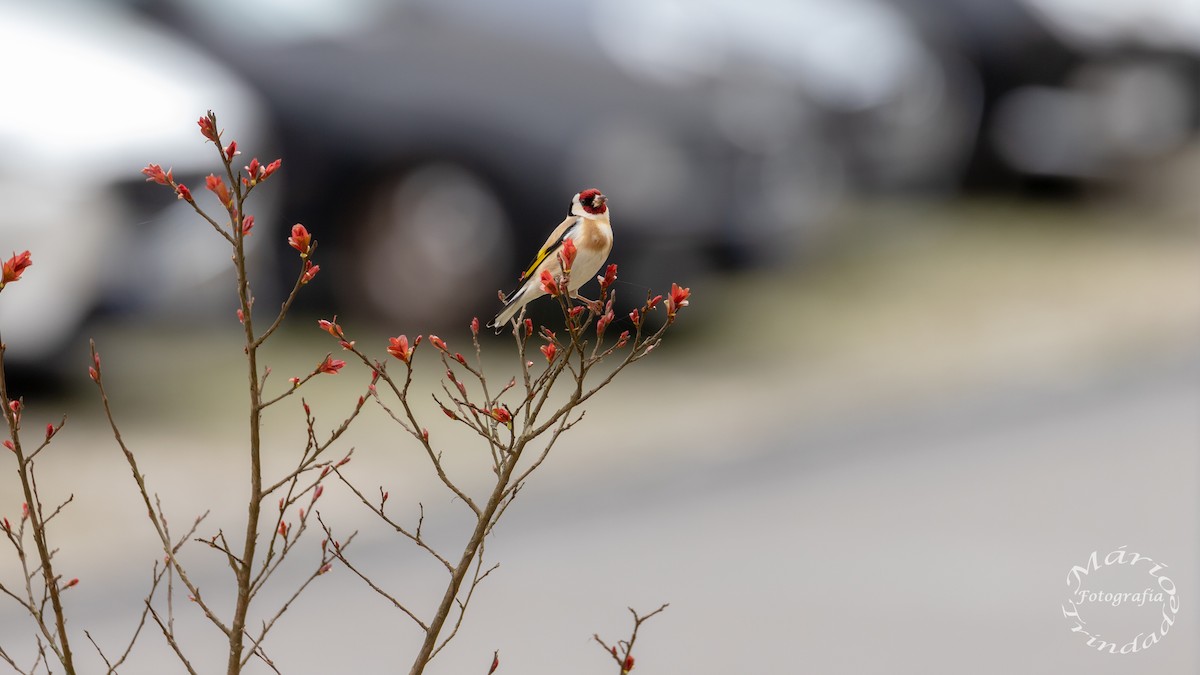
518, 220, 578, 281
519, 245, 554, 281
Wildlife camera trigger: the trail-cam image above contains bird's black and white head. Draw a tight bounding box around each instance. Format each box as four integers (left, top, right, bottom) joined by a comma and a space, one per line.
569, 188, 608, 219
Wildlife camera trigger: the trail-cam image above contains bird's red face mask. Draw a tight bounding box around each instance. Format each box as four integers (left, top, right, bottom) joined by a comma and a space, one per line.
578, 189, 607, 215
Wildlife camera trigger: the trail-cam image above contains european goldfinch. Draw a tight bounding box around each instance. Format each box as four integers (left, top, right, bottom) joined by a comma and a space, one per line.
489, 189, 612, 330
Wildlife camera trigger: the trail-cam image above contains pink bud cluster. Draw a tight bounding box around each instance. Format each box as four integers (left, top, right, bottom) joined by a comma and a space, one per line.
1, 251, 32, 289
667, 283, 690, 321
316, 355, 345, 375
387, 335, 418, 363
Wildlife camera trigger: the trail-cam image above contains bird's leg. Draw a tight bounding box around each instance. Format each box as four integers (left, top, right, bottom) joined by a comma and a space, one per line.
571, 293, 603, 314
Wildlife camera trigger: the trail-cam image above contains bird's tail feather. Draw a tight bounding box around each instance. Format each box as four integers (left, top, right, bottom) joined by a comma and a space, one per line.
488, 287, 526, 333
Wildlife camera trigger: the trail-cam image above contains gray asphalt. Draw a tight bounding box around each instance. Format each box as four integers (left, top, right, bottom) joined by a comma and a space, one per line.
5, 351, 1194, 674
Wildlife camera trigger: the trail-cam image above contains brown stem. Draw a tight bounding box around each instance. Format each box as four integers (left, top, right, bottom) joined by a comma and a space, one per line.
0, 341, 76, 674
227, 166, 263, 675
407, 437, 527, 675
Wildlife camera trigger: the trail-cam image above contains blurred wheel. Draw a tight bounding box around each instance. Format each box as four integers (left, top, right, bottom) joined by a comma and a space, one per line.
344, 163, 513, 327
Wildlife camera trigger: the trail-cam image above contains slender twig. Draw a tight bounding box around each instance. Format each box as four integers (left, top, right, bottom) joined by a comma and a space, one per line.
91, 341, 230, 638
593, 603, 670, 673
0, 338, 76, 673
333, 471, 453, 573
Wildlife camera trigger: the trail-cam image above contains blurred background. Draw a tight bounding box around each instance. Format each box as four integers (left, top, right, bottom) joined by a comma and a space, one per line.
0, 0, 1197, 672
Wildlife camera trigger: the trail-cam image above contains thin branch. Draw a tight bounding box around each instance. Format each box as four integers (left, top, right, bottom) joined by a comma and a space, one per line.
90, 340, 231, 638
334, 472, 453, 573
317, 515, 429, 631
593, 603, 669, 672
146, 602, 199, 675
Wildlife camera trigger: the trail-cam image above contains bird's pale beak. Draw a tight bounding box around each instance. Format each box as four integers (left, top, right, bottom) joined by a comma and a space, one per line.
595, 193, 607, 207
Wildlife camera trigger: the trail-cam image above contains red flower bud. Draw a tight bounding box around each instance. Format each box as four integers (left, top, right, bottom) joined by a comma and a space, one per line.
455, 352, 466, 365
382, 490, 390, 503
241, 214, 255, 236
596, 311, 614, 335
430, 335, 447, 351
489, 653, 500, 675
88, 367, 99, 383
2, 440, 12, 452
205, 174, 231, 207
64, 578, 79, 589
245, 157, 261, 179
623, 655, 635, 671
629, 309, 640, 325
667, 283, 691, 319
237, 308, 245, 324
523, 318, 533, 335
598, 264, 618, 291
1, 518, 8, 532
45, 423, 54, 442
317, 562, 333, 575
442, 407, 457, 420
0, 251, 31, 287
387, 335, 413, 363
224, 140, 239, 160
316, 355, 345, 375
301, 261, 320, 284
421, 428, 429, 442
313, 485, 324, 502
648, 294, 663, 309
175, 183, 193, 202
21, 503, 29, 520
540, 343, 557, 363
318, 318, 343, 338
141, 163, 173, 185
260, 158, 282, 181
560, 237, 577, 271
616, 330, 630, 348
569, 306, 585, 318
289, 377, 300, 387
197, 115, 219, 142
470, 317, 480, 336
278, 522, 289, 537
491, 407, 512, 425
288, 223, 312, 255
539, 269, 560, 296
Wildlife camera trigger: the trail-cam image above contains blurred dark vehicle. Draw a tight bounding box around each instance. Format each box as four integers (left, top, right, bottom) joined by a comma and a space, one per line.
124, 0, 978, 326
889, 0, 1200, 191
0, 2, 278, 371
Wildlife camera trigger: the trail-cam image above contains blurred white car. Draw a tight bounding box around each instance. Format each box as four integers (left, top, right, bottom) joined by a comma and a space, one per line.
0, 2, 277, 368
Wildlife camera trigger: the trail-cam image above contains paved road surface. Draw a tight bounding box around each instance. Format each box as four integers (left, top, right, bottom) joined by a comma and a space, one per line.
4, 352, 1194, 674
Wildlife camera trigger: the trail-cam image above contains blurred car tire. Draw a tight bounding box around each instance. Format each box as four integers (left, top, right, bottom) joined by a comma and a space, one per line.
342, 163, 514, 327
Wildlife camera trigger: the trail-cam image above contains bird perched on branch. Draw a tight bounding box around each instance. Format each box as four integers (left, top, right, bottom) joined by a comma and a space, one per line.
489, 189, 612, 331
